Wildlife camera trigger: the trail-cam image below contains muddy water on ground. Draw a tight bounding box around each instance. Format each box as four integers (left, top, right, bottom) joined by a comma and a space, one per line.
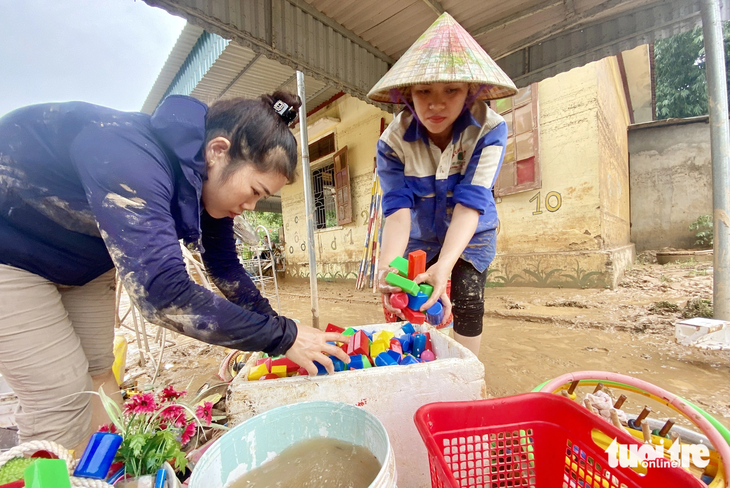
277, 290, 730, 429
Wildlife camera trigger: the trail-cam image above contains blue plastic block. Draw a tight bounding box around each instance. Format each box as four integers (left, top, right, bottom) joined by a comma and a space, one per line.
401, 323, 415, 335
407, 292, 429, 311
399, 355, 419, 366
374, 352, 398, 367
314, 361, 328, 375
412, 334, 427, 358
397, 334, 412, 354
364, 331, 374, 342
73, 432, 123, 479
426, 301, 444, 325
349, 355, 366, 369
386, 350, 401, 363
331, 357, 347, 372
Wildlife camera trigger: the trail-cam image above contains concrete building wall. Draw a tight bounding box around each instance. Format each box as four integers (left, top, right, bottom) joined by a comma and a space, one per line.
628, 118, 713, 251
281, 95, 393, 279
489, 57, 634, 289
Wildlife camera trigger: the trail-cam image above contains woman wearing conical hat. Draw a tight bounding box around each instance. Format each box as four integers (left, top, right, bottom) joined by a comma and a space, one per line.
371, 13, 517, 355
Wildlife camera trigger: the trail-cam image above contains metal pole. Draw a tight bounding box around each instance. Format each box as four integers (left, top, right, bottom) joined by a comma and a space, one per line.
296, 71, 321, 329
700, 0, 730, 319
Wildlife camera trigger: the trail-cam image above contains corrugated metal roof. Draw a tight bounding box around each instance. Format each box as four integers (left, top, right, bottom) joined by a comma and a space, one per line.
145, 0, 729, 104
141, 23, 204, 114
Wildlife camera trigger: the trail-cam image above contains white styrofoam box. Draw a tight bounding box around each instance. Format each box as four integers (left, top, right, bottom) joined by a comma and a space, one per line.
675, 317, 730, 349
227, 323, 486, 488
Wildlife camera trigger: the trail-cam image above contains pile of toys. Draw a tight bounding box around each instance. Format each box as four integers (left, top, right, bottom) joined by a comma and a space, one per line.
248, 322, 437, 380
385, 251, 444, 325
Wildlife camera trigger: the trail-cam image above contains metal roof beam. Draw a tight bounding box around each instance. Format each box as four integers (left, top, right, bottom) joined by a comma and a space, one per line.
276, 73, 297, 92
219, 53, 261, 98
421, 0, 444, 16
564, 0, 576, 18
473, 1, 563, 39
306, 84, 333, 105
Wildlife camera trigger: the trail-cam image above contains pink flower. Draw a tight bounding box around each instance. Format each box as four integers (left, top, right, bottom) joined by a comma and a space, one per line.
124, 392, 158, 415
160, 404, 187, 428
160, 385, 186, 402
180, 421, 196, 446
196, 402, 213, 426
99, 423, 118, 434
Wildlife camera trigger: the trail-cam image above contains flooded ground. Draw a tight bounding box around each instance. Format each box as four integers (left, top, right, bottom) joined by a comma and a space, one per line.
120, 257, 729, 431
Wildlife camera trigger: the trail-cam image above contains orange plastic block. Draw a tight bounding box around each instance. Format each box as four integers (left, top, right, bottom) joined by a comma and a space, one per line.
402, 307, 425, 325
408, 250, 427, 280
347, 330, 370, 356
271, 365, 287, 378
248, 363, 269, 381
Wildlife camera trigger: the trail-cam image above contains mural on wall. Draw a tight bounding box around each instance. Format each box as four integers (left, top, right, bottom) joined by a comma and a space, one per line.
485, 260, 606, 289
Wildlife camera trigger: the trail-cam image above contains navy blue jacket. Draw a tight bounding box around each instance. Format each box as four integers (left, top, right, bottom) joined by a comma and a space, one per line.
0, 95, 297, 355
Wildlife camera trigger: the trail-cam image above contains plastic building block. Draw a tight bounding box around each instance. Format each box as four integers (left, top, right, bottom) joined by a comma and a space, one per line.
390, 292, 409, 310
419, 283, 434, 298
342, 327, 357, 337
331, 357, 347, 372
389, 256, 409, 277
248, 363, 269, 381
397, 335, 412, 354
425, 332, 433, 351
73, 433, 122, 479
296, 366, 309, 376
401, 323, 415, 335
426, 301, 444, 325
314, 361, 328, 375
407, 292, 429, 311
271, 357, 300, 374
402, 307, 425, 325
412, 334, 427, 357
373, 330, 395, 343
385, 350, 402, 363
255, 357, 272, 371
374, 352, 398, 367
362, 355, 373, 368
259, 373, 279, 380
347, 330, 370, 356
399, 355, 419, 366
364, 330, 374, 342
385, 272, 420, 296
389, 338, 403, 355
271, 365, 287, 378
408, 250, 427, 280
421, 350, 436, 362
24, 459, 71, 488
370, 340, 387, 359
326, 323, 345, 334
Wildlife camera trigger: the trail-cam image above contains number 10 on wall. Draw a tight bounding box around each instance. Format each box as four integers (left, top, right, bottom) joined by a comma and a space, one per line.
529, 191, 562, 215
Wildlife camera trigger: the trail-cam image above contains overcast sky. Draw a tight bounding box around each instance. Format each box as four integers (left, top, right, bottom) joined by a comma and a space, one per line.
0, 0, 186, 117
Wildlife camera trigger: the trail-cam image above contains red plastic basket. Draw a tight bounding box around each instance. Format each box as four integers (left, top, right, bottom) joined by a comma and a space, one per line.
414, 393, 705, 488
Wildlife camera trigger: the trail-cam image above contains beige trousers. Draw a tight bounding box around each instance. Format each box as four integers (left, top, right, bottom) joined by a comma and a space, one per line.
0, 264, 116, 448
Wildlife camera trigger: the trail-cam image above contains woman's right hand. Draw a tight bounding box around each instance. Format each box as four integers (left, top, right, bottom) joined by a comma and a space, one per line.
285, 323, 351, 375
378, 267, 406, 320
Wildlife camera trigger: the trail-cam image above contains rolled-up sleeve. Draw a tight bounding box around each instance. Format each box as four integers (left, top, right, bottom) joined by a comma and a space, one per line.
377, 139, 414, 217
452, 121, 507, 214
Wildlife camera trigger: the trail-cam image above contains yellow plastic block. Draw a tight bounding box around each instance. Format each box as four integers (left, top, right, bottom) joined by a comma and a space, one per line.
112, 334, 128, 386
271, 365, 287, 378
248, 363, 269, 381
374, 330, 395, 343
370, 341, 387, 358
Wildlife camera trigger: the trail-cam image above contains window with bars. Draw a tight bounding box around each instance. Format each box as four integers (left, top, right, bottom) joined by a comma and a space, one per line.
493, 84, 541, 197
312, 164, 337, 229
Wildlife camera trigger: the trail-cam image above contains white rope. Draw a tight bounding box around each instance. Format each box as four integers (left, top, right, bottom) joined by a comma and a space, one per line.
0, 440, 112, 487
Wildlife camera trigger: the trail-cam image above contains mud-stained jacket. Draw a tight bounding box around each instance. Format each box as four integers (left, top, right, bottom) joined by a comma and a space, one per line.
377, 102, 507, 272
0, 95, 296, 355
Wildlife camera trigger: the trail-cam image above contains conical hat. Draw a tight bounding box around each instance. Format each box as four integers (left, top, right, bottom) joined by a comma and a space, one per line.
367, 12, 517, 103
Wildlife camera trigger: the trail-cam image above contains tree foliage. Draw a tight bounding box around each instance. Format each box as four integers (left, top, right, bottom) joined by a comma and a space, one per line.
654, 23, 730, 120
243, 211, 283, 243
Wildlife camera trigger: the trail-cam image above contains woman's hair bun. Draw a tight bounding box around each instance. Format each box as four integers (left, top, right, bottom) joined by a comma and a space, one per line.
260, 91, 302, 124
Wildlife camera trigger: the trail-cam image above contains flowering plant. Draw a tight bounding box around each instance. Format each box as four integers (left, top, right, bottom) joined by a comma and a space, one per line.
99, 385, 214, 478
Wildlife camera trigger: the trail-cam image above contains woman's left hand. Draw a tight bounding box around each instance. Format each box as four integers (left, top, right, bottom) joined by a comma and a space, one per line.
413, 261, 452, 325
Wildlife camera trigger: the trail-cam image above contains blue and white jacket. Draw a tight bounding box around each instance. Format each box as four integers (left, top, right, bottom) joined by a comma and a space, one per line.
376, 101, 507, 272
0, 96, 296, 355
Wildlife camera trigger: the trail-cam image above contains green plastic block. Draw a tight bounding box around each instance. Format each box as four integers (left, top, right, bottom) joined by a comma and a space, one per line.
361, 354, 372, 368
24, 459, 71, 488
419, 283, 434, 298
342, 327, 357, 337
389, 256, 409, 277
385, 272, 419, 296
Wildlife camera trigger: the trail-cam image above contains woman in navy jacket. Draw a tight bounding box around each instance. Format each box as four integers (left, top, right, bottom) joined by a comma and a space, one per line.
0, 92, 349, 453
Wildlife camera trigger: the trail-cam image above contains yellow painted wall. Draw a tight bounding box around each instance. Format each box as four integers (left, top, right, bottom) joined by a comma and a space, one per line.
281, 95, 393, 279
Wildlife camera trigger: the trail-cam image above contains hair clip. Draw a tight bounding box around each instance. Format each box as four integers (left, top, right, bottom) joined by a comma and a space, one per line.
273, 99, 298, 124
